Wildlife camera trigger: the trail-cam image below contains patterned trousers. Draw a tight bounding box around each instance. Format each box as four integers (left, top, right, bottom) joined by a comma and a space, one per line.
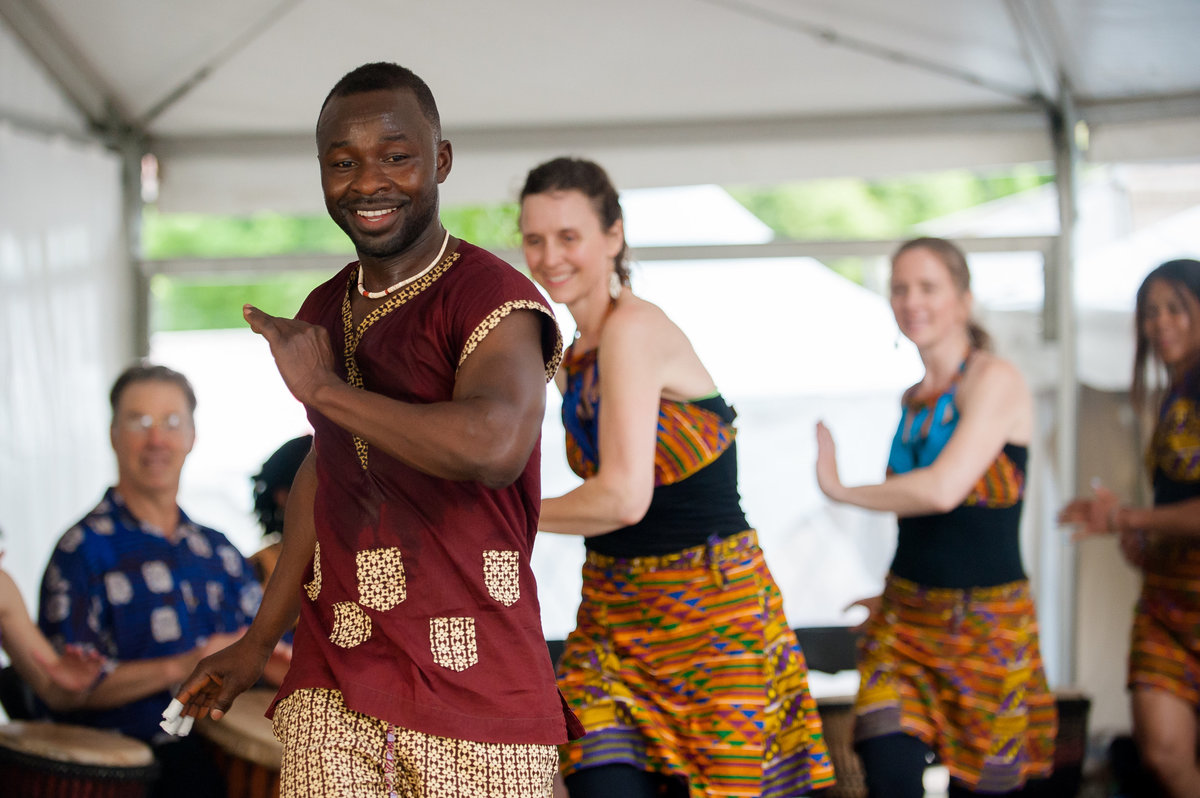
272, 688, 558, 798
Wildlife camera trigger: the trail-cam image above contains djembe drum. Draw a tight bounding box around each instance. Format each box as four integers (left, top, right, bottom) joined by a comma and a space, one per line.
197, 688, 282, 798
0, 720, 158, 797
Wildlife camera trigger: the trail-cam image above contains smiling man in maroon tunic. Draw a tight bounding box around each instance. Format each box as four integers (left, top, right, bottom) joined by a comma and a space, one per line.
174, 62, 580, 798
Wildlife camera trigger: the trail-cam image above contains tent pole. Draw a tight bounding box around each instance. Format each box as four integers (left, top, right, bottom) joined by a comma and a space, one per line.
1048, 95, 1082, 688
121, 138, 150, 358
104, 104, 150, 360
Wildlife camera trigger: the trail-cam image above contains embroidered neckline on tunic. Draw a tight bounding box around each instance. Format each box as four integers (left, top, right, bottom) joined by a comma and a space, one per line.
340, 250, 461, 470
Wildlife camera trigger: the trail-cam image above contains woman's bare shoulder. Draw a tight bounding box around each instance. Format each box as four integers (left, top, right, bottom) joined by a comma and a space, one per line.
960, 351, 1031, 415
602, 295, 679, 345
967, 351, 1023, 382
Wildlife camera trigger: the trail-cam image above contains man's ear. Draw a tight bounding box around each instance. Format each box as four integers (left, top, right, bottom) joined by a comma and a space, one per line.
436, 139, 453, 184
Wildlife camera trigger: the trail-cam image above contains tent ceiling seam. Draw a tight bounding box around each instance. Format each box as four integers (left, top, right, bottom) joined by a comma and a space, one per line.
1002, 0, 1079, 111
0, 0, 133, 136
138, 0, 305, 126
692, 0, 1039, 105
0, 107, 101, 147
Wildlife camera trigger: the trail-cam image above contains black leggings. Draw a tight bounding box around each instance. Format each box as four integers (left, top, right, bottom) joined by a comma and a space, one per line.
857, 733, 931, 798
857, 733, 1050, 798
563, 764, 689, 798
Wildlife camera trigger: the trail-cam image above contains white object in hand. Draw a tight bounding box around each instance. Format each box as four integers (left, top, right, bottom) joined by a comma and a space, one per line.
162, 698, 183, 722
158, 698, 191, 737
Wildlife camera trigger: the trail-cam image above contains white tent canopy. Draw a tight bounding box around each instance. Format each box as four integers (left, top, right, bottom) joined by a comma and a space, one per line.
3, 0, 1199, 213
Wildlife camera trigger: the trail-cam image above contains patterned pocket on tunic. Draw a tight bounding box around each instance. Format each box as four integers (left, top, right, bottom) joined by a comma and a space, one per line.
357, 547, 406, 611
330, 601, 372, 648
483, 550, 520, 606
430, 617, 478, 672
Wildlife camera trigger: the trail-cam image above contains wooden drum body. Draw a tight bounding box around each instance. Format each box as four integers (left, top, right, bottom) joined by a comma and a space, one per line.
0, 721, 158, 798
197, 688, 282, 798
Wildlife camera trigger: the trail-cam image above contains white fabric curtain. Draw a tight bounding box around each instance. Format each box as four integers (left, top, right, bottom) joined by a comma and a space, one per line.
0, 121, 133, 611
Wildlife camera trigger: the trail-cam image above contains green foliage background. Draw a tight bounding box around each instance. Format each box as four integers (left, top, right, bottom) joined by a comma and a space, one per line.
146, 167, 1050, 331
146, 205, 522, 331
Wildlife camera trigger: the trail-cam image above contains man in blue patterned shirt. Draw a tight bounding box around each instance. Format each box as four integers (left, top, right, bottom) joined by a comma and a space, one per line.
38, 363, 271, 797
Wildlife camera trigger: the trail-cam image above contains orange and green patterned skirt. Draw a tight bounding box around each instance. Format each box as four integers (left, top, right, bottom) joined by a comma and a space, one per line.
855, 574, 1056, 793
557, 530, 835, 798
1129, 539, 1200, 705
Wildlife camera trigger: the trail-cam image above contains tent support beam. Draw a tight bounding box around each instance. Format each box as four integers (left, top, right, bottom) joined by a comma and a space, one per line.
1048, 92, 1082, 689
695, 0, 1037, 103
153, 104, 1050, 161
1003, 0, 1070, 106
121, 138, 150, 358
0, 0, 129, 130
143, 235, 1057, 278
138, 0, 303, 126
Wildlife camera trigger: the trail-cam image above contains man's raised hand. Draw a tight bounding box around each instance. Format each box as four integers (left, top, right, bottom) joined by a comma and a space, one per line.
244, 305, 338, 405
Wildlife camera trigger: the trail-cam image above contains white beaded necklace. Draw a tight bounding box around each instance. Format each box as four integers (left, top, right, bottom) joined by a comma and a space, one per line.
357, 229, 450, 299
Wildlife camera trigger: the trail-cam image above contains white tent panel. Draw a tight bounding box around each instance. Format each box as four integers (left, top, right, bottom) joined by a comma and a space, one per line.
6, 0, 1194, 212
84, 0, 1040, 135
0, 122, 133, 606
33, 0, 1200, 134
1062, 0, 1200, 96
1090, 116, 1200, 165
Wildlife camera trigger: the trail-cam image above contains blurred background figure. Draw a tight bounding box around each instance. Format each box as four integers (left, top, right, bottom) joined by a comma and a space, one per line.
0, 529, 105, 716
1061, 258, 1200, 798
248, 434, 313, 587
817, 237, 1056, 798
38, 362, 282, 798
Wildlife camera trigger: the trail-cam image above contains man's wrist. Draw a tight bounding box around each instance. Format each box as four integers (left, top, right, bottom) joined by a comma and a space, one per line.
240, 627, 280, 662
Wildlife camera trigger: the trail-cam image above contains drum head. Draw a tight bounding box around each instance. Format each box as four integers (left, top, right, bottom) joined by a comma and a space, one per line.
0, 721, 157, 782
0, 721, 154, 768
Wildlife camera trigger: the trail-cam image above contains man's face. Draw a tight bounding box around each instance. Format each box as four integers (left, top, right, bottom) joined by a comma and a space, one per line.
110, 380, 195, 496
316, 88, 451, 262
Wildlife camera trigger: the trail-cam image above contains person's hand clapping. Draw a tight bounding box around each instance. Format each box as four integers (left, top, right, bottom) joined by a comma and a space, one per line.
1058, 481, 1120, 541
33, 644, 107, 694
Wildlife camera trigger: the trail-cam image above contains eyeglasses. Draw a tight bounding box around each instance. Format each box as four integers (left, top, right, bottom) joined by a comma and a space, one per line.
115, 413, 192, 436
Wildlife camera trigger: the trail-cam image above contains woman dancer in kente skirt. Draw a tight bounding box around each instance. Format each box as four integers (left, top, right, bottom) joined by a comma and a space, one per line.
1061, 258, 1200, 797
817, 237, 1056, 797
518, 156, 835, 798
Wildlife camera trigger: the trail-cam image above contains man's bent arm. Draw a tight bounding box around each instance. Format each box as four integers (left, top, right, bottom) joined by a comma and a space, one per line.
249, 306, 548, 489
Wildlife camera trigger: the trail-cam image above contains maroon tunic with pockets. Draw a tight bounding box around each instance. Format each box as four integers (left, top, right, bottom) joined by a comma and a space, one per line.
268, 241, 580, 744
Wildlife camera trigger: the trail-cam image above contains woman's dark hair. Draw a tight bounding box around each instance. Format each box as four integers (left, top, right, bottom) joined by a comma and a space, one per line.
1131, 258, 1200, 409
519, 156, 630, 287
891, 237, 992, 352
252, 435, 313, 536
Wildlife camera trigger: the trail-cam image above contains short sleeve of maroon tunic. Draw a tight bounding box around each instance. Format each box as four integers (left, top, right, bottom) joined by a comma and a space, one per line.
269, 241, 579, 744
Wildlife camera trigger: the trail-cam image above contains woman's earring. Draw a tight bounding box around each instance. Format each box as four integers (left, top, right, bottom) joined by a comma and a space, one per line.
609, 272, 622, 300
